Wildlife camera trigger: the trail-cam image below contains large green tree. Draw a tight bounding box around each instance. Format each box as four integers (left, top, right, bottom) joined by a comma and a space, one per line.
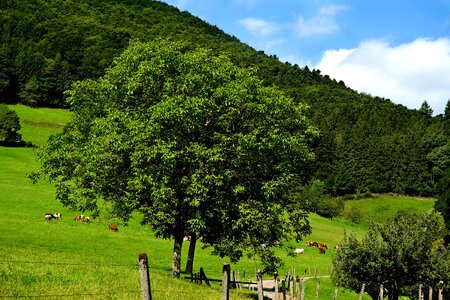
35, 40, 318, 277
332, 211, 449, 300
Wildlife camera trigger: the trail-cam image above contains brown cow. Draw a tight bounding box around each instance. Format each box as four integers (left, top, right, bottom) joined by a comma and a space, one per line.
108, 224, 118, 232
319, 247, 326, 254
318, 242, 328, 249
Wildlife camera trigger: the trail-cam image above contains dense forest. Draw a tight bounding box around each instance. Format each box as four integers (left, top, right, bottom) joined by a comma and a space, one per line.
1, 0, 449, 196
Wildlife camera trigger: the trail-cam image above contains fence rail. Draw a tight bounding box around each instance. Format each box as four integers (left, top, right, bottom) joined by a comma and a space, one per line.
1, 255, 447, 300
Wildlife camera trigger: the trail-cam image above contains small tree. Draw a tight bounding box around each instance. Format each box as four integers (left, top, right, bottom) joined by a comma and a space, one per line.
343, 205, 362, 223
301, 179, 326, 212
316, 197, 344, 219
332, 211, 449, 300
0, 104, 22, 145
444, 99, 450, 120
419, 100, 433, 119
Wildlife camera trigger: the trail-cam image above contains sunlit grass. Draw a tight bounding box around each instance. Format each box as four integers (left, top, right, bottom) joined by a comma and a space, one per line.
0, 104, 436, 299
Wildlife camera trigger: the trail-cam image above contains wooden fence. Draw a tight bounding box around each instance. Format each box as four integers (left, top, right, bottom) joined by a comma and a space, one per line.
138, 253, 446, 300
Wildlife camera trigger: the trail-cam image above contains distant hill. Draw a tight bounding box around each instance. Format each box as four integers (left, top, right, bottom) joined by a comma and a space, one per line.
1, 0, 449, 195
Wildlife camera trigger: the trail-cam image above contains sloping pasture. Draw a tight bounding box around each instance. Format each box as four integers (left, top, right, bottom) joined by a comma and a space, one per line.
0, 105, 435, 299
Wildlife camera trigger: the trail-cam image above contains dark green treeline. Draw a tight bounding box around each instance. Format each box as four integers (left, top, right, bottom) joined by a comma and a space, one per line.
1, 0, 449, 196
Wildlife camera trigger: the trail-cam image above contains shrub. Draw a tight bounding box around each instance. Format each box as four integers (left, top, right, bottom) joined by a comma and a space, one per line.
343, 205, 362, 224
317, 197, 345, 219
0, 105, 22, 145
343, 194, 355, 200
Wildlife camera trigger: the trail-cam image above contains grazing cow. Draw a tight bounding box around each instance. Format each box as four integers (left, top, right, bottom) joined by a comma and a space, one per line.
45, 213, 61, 221
294, 248, 304, 255
108, 224, 118, 232
318, 242, 327, 249
319, 247, 326, 254
75, 215, 90, 222
45, 213, 55, 221
312, 241, 319, 247
306, 241, 314, 246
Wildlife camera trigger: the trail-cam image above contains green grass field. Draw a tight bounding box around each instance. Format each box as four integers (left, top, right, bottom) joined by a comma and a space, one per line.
0, 105, 436, 299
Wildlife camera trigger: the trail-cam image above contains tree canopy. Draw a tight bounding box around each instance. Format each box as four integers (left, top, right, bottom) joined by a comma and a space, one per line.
35, 39, 318, 276
3, 0, 449, 196
332, 211, 450, 300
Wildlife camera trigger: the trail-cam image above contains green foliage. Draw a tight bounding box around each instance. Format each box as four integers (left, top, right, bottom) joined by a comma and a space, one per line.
343, 205, 362, 224
1, 0, 447, 198
36, 40, 318, 276
444, 100, 450, 120
316, 197, 344, 219
435, 168, 450, 232
419, 100, 433, 119
332, 211, 449, 300
1, 105, 438, 300
0, 104, 21, 144
301, 179, 326, 212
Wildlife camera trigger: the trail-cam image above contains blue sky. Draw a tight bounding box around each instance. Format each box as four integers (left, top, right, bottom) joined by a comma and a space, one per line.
162, 0, 450, 115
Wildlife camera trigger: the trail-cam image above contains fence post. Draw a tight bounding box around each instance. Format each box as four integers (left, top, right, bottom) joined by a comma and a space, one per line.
289, 275, 294, 300
138, 253, 152, 300
429, 285, 433, 300
296, 276, 300, 300
333, 283, 339, 300
274, 272, 279, 300
301, 277, 306, 300
379, 284, 384, 300
359, 283, 365, 300
257, 269, 264, 300
200, 267, 210, 287
315, 280, 320, 299
438, 281, 444, 300
237, 271, 242, 290
419, 284, 423, 300
222, 263, 230, 300
281, 279, 286, 300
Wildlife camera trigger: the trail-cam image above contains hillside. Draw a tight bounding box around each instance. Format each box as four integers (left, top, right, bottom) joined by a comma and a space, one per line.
0, 105, 437, 299
1, 0, 449, 196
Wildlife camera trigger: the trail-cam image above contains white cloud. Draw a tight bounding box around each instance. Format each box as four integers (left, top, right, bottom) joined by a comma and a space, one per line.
316, 37, 450, 114
238, 18, 279, 37
294, 4, 347, 38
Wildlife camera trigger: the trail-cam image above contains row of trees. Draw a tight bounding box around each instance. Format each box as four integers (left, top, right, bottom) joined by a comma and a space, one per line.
333, 211, 450, 300
2, 0, 449, 196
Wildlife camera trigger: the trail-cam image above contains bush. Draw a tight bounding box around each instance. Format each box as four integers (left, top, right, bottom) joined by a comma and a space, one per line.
0, 105, 22, 145
343, 205, 362, 223
317, 197, 345, 219
343, 194, 355, 200
363, 191, 373, 198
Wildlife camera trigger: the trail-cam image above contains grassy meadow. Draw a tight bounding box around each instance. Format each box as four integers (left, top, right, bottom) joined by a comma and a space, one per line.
0, 105, 436, 299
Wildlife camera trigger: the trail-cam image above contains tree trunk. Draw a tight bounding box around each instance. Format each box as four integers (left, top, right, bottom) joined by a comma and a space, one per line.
388, 288, 399, 300
184, 232, 197, 274
172, 233, 184, 278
